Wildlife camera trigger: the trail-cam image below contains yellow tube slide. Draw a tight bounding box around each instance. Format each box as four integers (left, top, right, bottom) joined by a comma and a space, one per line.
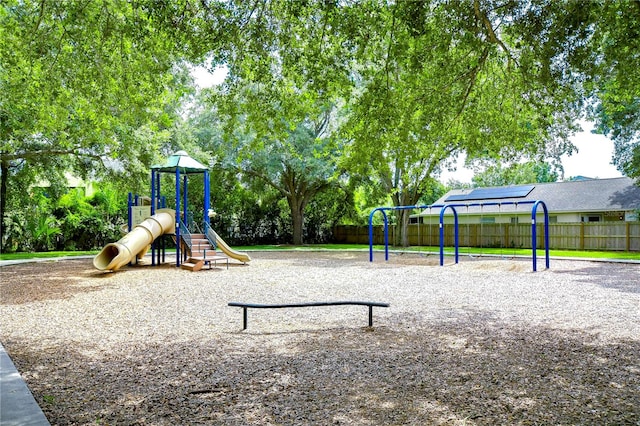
93, 209, 175, 271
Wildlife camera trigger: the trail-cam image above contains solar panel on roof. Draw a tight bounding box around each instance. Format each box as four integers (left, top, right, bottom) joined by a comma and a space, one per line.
445, 185, 535, 202
445, 193, 475, 202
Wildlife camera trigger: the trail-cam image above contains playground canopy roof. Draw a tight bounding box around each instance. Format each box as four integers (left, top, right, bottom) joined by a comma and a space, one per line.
151, 150, 208, 174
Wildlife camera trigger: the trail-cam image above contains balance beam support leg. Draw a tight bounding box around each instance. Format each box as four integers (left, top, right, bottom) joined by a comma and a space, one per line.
242, 307, 248, 330
369, 305, 373, 327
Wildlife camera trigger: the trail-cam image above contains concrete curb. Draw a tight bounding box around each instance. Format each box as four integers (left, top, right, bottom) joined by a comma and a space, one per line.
0, 342, 50, 426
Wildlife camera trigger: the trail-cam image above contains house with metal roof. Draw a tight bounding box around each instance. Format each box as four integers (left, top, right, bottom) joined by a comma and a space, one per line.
415, 177, 640, 224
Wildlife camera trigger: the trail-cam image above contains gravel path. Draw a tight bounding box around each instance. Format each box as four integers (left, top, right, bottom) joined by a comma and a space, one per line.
1, 252, 638, 425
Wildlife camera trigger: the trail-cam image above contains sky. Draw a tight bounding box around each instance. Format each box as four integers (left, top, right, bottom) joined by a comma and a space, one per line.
192, 66, 624, 184
441, 123, 623, 184
561, 124, 622, 180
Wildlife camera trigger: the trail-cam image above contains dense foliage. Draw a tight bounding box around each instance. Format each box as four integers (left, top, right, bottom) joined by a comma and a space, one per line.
3, 185, 126, 253
1, 0, 638, 252
0, 0, 193, 251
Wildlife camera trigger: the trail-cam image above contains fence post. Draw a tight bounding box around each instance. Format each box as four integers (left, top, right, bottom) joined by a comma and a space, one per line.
504, 223, 509, 249
627, 222, 631, 252
580, 222, 585, 250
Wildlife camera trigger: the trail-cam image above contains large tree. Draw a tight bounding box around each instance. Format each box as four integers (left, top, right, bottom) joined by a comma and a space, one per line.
341, 1, 581, 246
500, 0, 640, 180
199, 1, 352, 245
585, 1, 640, 180
4, 0, 635, 252
0, 0, 191, 251
212, 81, 342, 245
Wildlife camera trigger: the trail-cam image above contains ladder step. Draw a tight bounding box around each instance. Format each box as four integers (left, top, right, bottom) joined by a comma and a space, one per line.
181, 258, 204, 272
190, 251, 216, 258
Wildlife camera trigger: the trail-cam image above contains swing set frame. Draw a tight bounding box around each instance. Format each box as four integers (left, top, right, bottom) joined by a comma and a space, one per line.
368, 200, 550, 271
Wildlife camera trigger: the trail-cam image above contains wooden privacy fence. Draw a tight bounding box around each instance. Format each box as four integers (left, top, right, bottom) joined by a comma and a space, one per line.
333, 223, 640, 252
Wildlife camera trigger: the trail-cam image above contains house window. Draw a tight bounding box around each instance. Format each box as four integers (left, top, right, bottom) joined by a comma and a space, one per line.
581, 215, 601, 222
480, 217, 496, 224
548, 216, 558, 223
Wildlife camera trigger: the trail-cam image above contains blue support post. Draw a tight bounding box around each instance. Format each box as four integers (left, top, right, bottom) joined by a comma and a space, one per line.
127, 193, 133, 233
204, 170, 210, 227
531, 200, 550, 271
150, 170, 156, 216
183, 174, 188, 229
383, 211, 389, 261
155, 170, 161, 212
368, 208, 388, 262
156, 171, 162, 265
368, 209, 376, 262
369, 205, 432, 262
175, 168, 181, 267
150, 171, 156, 265
439, 205, 459, 266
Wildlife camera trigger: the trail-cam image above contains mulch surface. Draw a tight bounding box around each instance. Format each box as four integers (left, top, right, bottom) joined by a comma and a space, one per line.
1, 253, 638, 425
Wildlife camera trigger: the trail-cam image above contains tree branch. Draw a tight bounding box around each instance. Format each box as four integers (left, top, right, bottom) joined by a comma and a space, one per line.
454, 46, 490, 120
473, 0, 515, 67
1, 148, 104, 162
32, 0, 46, 35
241, 166, 289, 198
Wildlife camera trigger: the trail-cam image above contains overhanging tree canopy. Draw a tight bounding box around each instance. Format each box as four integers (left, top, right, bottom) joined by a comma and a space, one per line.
339, 0, 582, 245
3, 0, 638, 253
0, 0, 193, 250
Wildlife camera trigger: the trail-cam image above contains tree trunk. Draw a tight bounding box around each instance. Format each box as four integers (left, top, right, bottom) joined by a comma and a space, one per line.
393, 209, 411, 247
288, 195, 306, 245
400, 209, 411, 247
291, 207, 304, 245
0, 159, 7, 253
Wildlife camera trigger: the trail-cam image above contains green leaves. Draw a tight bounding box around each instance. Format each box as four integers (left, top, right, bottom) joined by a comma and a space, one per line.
471, 161, 561, 188
0, 0, 196, 249
1, 0, 189, 164
3, 0, 637, 251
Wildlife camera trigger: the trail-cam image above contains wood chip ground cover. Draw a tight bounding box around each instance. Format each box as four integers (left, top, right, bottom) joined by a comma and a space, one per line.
1, 252, 638, 425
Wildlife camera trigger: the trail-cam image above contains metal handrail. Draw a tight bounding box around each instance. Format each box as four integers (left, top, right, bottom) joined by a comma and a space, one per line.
179, 220, 192, 250
204, 222, 218, 250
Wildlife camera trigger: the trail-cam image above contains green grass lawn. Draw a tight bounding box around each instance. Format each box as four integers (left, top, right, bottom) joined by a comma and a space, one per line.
235, 244, 640, 261
0, 250, 98, 261
1, 244, 639, 261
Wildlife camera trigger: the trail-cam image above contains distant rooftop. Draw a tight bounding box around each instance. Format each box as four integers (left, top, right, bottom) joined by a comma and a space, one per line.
419, 177, 640, 215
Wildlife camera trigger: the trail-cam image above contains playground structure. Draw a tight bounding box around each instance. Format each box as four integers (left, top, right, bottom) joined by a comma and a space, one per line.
368, 201, 550, 271
93, 150, 250, 271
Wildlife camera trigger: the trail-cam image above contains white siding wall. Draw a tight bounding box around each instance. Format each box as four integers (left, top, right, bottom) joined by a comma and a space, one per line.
556, 213, 581, 223
416, 211, 632, 224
